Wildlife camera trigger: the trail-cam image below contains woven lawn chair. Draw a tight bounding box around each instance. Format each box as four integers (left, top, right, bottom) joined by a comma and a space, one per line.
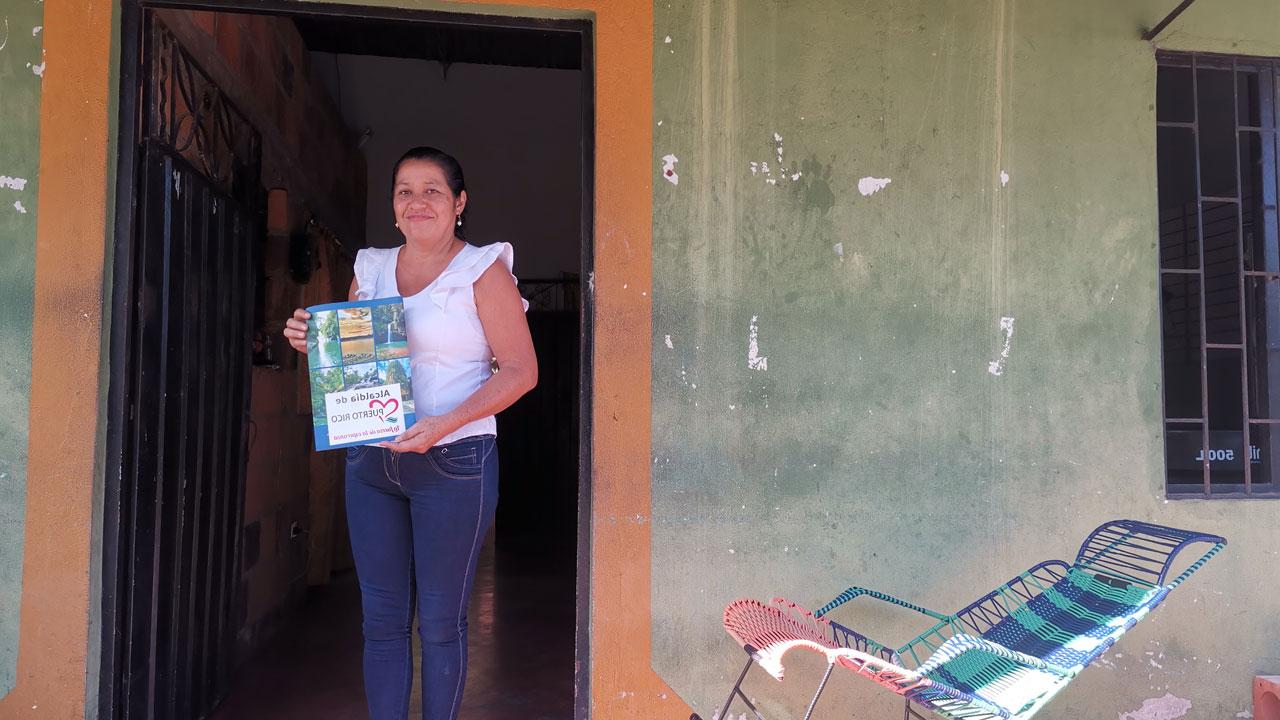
699, 520, 1224, 720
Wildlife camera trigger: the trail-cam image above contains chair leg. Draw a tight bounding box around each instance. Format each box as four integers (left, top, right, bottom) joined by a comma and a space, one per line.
801, 662, 835, 720
902, 699, 929, 720
697, 655, 767, 720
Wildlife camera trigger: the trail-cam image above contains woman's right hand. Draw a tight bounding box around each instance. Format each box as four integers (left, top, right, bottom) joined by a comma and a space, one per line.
283, 308, 311, 354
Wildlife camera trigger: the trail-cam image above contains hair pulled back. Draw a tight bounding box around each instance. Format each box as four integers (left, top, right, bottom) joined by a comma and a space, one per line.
392, 146, 467, 237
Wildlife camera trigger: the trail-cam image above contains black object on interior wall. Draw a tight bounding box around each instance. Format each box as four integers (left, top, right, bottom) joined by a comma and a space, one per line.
288, 229, 314, 284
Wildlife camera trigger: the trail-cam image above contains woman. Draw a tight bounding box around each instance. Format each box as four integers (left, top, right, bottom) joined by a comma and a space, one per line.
282, 146, 537, 720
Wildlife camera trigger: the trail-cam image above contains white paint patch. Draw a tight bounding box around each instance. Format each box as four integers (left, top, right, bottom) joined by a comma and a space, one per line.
33, 26, 42, 36
0, 175, 28, 191
751, 134, 802, 187
661, 154, 679, 185
664, 35, 672, 43
1118, 693, 1192, 720
13, 200, 26, 213
1236, 712, 1253, 718
664, 335, 674, 350
747, 315, 769, 371
1000, 170, 1010, 187
30, 60, 44, 77
987, 316, 1015, 376
0, 18, 9, 51
858, 176, 892, 196
833, 242, 844, 261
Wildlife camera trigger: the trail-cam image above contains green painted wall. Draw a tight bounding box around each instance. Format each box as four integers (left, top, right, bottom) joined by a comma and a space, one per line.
651, 1, 1280, 719
0, 1, 44, 700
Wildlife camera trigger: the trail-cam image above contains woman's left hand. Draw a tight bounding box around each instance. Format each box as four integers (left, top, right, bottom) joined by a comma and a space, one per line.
378, 415, 451, 454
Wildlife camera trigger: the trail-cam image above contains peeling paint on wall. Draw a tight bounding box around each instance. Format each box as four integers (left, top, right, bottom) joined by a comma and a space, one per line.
0, 176, 28, 191
749, 133, 801, 186
857, 176, 891, 196
1117, 693, 1192, 720
747, 316, 768, 371
987, 316, 1015, 376
12, 202, 25, 214
661, 154, 679, 185
1000, 170, 1010, 187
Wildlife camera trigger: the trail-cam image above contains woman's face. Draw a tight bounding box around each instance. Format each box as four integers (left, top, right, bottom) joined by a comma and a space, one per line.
393, 159, 466, 242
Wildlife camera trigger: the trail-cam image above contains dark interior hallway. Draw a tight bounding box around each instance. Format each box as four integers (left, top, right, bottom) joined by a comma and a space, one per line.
209, 533, 575, 720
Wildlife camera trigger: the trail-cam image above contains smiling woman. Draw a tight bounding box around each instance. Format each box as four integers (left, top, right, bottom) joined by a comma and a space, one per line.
282, 145, 537, 720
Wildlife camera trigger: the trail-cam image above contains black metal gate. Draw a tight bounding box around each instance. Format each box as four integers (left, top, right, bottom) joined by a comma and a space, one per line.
103, 15, 260, 720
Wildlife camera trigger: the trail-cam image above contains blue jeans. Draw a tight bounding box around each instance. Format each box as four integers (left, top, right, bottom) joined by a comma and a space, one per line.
344, 436, 498, 720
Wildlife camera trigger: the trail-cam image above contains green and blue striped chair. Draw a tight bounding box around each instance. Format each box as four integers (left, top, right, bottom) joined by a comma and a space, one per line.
706, 520, 1225, 720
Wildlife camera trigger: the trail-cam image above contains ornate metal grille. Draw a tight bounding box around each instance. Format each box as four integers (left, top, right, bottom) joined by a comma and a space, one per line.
146, 19, 260, 204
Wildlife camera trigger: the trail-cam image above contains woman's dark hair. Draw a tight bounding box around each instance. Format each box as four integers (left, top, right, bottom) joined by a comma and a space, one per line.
392, 146, 467, 237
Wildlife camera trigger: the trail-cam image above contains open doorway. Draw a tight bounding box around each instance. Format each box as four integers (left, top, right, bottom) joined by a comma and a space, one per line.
100, 3, 593, 719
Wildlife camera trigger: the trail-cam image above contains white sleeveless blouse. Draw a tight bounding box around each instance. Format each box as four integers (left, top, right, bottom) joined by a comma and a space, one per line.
353, 242, 528, 446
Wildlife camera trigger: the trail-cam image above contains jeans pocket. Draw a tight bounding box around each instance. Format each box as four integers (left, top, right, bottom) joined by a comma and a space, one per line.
346, 445, 371, 463
430, 449, 482, 478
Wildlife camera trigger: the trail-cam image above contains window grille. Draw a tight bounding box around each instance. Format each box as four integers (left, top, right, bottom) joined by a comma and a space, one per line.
1157, 51, 1280, 498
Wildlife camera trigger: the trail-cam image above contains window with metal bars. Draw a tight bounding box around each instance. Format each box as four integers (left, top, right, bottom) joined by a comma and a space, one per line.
1157, 51, 1280, 498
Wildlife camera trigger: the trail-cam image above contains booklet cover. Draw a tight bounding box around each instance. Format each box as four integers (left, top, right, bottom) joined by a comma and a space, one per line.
306, 297, 416, 450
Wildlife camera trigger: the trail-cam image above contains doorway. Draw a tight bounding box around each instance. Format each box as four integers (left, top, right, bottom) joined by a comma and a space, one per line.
101, 3, 594, 719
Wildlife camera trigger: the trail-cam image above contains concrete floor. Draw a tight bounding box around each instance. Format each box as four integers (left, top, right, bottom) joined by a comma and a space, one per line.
209, 533, 576, 719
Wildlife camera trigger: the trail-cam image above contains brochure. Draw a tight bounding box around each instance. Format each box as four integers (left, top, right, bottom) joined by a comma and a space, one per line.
306, 297, 416, 450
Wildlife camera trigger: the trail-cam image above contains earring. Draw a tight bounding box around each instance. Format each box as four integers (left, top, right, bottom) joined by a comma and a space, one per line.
456, 217, 462, 227
394, 222, 399, 228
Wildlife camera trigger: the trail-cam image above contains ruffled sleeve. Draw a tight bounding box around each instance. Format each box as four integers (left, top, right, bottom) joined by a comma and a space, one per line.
353, 247, 395, 300
430, 242, 530, 312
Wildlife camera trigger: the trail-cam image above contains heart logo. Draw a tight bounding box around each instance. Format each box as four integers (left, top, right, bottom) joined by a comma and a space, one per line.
369, 398, 400, 422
